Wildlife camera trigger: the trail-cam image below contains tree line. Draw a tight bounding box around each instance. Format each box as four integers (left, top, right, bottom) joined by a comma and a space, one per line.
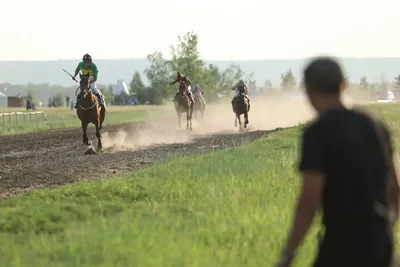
2, 31, 400, 106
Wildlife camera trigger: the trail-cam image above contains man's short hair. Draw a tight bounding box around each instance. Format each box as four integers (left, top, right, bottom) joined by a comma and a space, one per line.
303, 56, 345, 94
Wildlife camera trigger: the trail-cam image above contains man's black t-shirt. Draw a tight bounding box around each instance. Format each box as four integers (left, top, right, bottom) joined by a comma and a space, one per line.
299, 106, 393, 229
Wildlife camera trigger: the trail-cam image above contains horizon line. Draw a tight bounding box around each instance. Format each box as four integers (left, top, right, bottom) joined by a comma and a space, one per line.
2, 56, 400, 62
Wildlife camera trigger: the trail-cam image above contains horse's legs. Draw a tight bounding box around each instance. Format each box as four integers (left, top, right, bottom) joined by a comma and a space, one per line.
234, 114, 237, 127
244, 100, 249, 127
244, 112, 249, 129
95, 120, 102, 149
237, 114, 242, 130
189, 103, 193, 131
186, 111, 189, 129
81, 121, 91, 145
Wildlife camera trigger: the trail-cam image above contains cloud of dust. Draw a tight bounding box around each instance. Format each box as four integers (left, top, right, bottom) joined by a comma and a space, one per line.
100, 92, 358, 152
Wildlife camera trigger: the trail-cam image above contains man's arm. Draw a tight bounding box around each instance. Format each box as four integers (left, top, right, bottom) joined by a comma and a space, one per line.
278, 170, 325, 265
170, 78, 179, 85
276, 127, 325, 266
383, 125, 400, 234
388, 157, 399, 233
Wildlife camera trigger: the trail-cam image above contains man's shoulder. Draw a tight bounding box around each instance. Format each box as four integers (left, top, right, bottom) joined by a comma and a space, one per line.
91, 62, 98, 68
77, 61, 85, 67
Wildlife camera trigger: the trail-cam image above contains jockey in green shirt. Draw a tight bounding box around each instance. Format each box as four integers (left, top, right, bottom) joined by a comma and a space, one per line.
73, 53, 105, 109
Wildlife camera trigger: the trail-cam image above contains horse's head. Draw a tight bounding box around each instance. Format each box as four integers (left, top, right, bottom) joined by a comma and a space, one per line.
178, 82, 186, 97
79, 73, 93, 99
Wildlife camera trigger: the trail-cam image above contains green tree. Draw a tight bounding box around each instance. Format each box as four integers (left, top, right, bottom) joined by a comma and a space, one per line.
130, 71, 145, 94
169, 32, 205, 82
395, 75, 400, 88
27, 89, 35, 103
264, 79, 272, 88
217, 64, 244, 94
280, 69, 296, 90
359, 76, 369, 90
54, 92, 65, 107
130, 71, 146, 104
143, 51, 171, 101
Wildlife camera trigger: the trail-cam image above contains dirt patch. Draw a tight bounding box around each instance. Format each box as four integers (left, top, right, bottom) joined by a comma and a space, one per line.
0, 118, 272, 200
0, 97, 317, 200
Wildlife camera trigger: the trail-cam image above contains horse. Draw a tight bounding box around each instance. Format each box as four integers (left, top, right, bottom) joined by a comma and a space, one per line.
232, 93, 250, 131
174, 81, 193, 131
76, 73, 106, 149
193, 91, 205, 120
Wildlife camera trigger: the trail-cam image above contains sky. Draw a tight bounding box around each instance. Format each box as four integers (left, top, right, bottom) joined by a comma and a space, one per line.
1, 0, 399, 61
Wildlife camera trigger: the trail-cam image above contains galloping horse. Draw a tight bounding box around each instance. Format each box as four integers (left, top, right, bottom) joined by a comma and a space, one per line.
193, 91, 205, 120
174, 81, 193, 130
232, 92, 250, 130
76, 73, 106, 149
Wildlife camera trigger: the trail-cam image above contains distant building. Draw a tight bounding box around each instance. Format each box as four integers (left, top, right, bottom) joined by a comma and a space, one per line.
112, 81, 130, 95
7, 95, 26, 107
0, 92, 7, 108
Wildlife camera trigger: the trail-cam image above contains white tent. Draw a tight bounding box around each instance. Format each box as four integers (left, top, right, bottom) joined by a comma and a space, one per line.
112, 81, 130, 95
0, 92, 7, 108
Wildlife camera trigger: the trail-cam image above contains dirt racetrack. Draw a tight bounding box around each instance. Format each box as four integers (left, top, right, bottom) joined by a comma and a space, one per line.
0, 99, 316, 200
0, 119, 272, 200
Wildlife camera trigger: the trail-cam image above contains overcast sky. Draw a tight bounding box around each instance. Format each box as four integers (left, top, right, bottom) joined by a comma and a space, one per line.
1, 0, 399, 60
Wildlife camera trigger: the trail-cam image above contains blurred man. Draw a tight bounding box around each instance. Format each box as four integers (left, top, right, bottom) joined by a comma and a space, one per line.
275, 56, 399, 267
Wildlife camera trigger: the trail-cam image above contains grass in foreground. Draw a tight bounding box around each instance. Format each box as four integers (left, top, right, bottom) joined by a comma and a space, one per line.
0, 105, 173, 136
0, 103, 399, 266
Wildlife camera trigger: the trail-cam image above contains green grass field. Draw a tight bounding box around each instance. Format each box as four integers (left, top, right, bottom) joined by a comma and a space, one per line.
0, 105, 173, 136
0, 103, 399, 266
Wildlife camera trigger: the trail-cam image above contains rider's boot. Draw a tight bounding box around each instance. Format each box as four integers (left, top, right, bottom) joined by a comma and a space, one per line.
188, 92, 194, 104
95, 93, 105, 107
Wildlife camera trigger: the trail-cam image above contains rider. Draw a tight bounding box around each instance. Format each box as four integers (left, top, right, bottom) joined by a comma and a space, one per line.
73, 53, 105, 109
170, 72, 194, 103
231, 79, 250, 107
192, 84, 206, 105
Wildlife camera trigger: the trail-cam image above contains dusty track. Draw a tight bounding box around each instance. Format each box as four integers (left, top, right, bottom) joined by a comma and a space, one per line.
0, 98, 317, 200
0, 118, 272, 200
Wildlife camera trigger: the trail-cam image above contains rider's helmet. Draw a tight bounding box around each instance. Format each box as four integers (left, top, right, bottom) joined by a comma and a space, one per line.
194, 84, 200, 90
176, 72, 184, 79
83, 54, 92, 63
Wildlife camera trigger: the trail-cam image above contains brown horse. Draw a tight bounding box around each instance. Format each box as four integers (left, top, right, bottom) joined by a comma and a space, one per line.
174, 81, 193, 130
193, 91, 205, 120
232, 93, 250, 130
76, 73, 106, 149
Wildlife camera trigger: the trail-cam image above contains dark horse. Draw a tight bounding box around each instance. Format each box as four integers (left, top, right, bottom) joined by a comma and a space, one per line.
76, 73, 106, 149
232, 92, 250, 131
193, 91, 205, 120
174, 81, 193, 130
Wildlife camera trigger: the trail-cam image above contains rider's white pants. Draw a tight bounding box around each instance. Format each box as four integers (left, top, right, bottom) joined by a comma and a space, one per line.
90, 82, 101, 95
